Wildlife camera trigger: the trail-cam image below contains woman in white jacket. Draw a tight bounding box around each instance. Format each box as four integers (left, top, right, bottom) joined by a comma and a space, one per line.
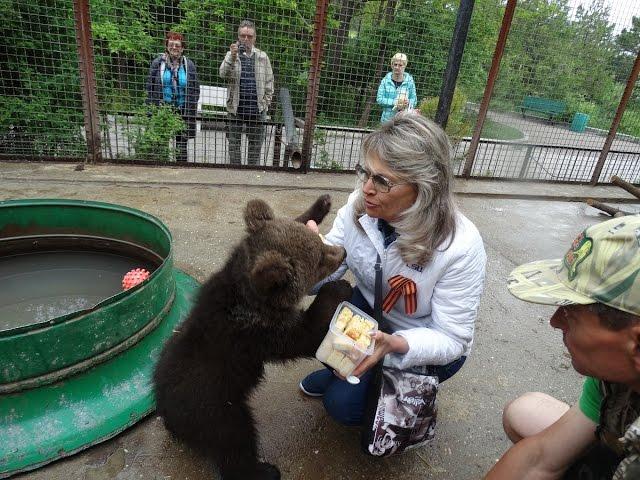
300, 112, 487, 426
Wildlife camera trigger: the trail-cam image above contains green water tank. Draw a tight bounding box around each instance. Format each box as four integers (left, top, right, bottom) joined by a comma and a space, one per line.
0, 199, 200, 478
571, 112, 589, 133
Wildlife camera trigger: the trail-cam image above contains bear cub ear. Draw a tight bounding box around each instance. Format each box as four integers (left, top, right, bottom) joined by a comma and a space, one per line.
250, 251, 293, 296
244, 199, 275, 233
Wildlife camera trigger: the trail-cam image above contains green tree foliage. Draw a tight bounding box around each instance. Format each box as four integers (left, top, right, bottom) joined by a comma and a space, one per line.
611, 16, 640, 142
614, 16, 640, 83
320, 0, 465, 126
458, 0, 504, 102
492, 0, 576, 110
1, 0, 639, 158
91, 0, 160, 111
0, 0, 86, 156
489, 0, 638, 136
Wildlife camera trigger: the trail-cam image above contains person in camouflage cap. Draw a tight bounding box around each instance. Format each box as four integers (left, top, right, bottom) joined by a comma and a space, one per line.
484, 216, 640, 480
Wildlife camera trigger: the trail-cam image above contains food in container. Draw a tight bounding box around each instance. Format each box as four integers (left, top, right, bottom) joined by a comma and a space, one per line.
316, 302, 377, 378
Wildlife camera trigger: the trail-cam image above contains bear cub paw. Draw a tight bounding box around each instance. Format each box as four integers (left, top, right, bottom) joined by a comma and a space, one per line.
295, 194, 332, 225
318, 279, 353, 303
255, 462, 281, 480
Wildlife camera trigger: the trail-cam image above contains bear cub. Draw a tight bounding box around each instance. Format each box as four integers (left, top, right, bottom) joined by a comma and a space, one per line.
153, 196, 352, 480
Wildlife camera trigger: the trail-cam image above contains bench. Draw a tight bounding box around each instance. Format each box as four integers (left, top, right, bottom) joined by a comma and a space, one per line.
519, 95, 567, 123
197, 85, 228, 131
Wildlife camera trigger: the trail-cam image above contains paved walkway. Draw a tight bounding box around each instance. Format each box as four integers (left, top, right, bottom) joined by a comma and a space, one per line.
486, 109, 640, 152
2, 161, 639, 203
2, 162, 640, 480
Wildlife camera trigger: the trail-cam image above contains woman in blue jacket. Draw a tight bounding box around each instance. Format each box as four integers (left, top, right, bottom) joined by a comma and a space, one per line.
146, 32, 200, 162
376, 53, 417, 123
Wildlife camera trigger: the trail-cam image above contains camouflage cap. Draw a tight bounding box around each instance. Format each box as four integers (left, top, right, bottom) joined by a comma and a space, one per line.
507, 216, 640, 316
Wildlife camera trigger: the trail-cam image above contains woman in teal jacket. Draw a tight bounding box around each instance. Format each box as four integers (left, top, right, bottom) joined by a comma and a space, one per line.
376, 53, 418, 123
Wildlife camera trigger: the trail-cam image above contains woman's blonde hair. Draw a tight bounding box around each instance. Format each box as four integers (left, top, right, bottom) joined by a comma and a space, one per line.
354, 112, 457, 266
391, 52, 408, 66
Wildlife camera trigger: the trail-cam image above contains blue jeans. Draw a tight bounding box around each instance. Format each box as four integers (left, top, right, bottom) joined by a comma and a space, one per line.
322, 287, 467, 426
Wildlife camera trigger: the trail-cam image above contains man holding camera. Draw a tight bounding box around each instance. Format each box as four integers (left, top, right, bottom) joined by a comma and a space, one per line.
219, 20, 274, 166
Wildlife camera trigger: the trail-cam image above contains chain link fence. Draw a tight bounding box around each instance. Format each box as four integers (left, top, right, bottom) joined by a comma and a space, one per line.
0, 0, 87, 159
0, 0, 638, 183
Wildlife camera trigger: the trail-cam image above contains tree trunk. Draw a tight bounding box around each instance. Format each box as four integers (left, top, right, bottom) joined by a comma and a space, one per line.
316, 0, 363, 116
357, 57, 386, 127
328, 0, 364, 72
357, 0, 398, 127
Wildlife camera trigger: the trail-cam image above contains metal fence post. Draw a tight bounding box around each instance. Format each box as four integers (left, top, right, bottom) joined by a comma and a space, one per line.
518, 145, 532, 179
73, 0, 101, 163
301, 0, 330, 173
462, 0, 517, 178
273, 124, 283, 167
590, 49, 640, 185
435, 0, 475, 129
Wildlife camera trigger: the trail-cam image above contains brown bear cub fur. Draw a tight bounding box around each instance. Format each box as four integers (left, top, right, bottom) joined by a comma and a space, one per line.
153, 196, 352, 480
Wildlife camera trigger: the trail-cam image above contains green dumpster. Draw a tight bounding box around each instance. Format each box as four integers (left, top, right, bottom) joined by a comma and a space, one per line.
571, 112, 589, 133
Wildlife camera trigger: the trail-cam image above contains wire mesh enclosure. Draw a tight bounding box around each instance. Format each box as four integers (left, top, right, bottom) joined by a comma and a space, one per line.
0, 0, 639, 184
0, 0, 87, 159
466, 0, 640, 183
92, 2, 313, 166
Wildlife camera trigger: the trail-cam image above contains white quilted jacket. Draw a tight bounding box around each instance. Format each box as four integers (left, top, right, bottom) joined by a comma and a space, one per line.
319, 192, 487, 370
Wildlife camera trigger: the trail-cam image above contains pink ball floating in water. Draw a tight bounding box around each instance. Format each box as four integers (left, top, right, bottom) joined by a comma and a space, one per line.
122, 268, 151, 290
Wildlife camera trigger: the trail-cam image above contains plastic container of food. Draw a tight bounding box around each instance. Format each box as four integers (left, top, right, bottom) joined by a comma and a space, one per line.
315, 301, 378, 378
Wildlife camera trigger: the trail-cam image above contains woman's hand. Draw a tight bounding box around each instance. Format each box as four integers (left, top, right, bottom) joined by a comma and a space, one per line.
349, 331, 409, 378
396, 96, 409, 110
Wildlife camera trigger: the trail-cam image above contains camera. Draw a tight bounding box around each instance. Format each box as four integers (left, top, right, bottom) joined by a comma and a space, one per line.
237, 42, 246, 55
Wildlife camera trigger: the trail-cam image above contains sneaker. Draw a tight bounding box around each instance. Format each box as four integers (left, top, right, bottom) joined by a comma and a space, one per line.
299, 369, 333, 397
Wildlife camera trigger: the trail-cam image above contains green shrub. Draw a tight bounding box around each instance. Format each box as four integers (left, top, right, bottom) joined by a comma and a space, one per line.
418, 89, 472, 143
312, 128, 342, 170
567, 99, 598, 117
619, 108, 640, 138
0, 95, 86, 156
127, 105, 185, 161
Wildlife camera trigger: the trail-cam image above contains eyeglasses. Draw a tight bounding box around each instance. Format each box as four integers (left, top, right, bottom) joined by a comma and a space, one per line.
167, 42, 183, 49
354, 164, 408, 193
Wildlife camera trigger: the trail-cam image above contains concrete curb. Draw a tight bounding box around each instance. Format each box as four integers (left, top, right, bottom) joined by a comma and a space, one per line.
2, 162, 640, 205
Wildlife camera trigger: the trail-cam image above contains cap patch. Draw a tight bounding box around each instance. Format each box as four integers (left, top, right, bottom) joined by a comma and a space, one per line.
563, 231, 593, 281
